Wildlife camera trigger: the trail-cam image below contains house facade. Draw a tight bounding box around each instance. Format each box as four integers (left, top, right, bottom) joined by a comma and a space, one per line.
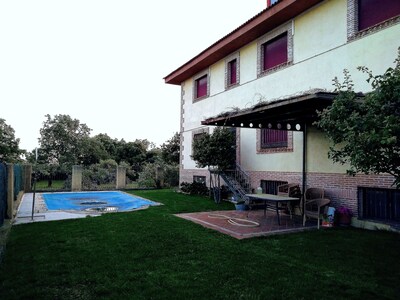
165, 0, 400, 224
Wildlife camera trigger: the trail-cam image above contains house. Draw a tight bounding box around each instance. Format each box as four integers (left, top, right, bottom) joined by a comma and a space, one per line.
164, 0, 400, 226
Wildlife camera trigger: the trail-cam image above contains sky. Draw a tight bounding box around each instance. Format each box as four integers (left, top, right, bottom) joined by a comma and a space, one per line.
0, 0, 265, 151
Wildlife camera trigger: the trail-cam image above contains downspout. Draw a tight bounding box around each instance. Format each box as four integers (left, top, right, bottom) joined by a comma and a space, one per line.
302, 123, 307, 214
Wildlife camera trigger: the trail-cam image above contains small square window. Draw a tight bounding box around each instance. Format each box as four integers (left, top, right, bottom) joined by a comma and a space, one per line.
260, 129, 288, 149
262, 33, 288, 72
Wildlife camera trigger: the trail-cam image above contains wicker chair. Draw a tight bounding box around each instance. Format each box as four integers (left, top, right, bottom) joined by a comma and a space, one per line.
303, 188, 330, 229
277, 183, 301, 217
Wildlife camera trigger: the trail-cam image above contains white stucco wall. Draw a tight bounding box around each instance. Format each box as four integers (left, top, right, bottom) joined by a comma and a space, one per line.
180, 0, 400, 173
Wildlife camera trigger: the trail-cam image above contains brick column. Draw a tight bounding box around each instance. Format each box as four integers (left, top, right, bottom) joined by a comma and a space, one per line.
116, 166, 126, 189
71, 165, 82, 191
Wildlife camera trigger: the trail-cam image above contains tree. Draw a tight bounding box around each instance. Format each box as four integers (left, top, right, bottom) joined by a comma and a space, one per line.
116, 139, 148, 176
192, 127, 236, 170
317, 49, 400, 187
0, 118, 24, 163
93, 133, 119, 159
161, 132, 180, 165
38, 114, 92, 185
79, 137, 109, 166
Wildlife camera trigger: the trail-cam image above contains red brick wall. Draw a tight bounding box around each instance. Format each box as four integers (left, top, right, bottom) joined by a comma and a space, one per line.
248, 170, 395, 217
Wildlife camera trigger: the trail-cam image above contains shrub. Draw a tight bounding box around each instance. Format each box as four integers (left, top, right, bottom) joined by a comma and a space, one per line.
180, 182, 209, 195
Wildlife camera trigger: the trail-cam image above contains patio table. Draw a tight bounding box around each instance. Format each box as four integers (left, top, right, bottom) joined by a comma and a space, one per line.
245, 193, 300, 225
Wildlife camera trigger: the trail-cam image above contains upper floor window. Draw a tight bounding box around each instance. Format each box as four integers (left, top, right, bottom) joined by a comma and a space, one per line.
228, 59, 237, 86
347, 0, 400, 39
257, 22, 292, 76
262, 32, 288, 71
358, 0, 400, 31
225, 53, 240, 89
260, 129, 288, 149
196, 75, 208, 99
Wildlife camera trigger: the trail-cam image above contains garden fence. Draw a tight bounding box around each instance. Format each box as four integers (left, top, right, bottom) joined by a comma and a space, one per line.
0, 163, 7, 226
13, 164, 23, 200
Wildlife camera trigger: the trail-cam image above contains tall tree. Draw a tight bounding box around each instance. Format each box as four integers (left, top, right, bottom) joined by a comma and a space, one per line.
93, 133, 119, 159
0, 118, 24, 163
317, 49, 400, 187
116, 139, 148, 174
191, 127, 236, 170
38, 114, 92, 168
161, 132, 180, 165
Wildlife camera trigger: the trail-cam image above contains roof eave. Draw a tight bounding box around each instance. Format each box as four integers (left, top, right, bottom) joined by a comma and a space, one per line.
164, 0, 324, 85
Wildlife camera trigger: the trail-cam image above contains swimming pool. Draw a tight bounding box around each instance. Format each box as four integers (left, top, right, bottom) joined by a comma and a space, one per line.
42, 191, 160, 213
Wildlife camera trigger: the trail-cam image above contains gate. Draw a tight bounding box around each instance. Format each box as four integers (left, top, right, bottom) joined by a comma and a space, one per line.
358, 187, 400, 223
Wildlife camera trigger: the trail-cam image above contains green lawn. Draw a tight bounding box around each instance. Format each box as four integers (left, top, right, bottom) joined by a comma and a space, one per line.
35, 180, 65, 190
0, 189, 399, 299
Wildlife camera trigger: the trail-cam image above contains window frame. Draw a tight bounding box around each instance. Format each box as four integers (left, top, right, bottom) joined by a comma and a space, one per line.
260, 129, 288, 149
256, 129, 294, 154
191, 128, 209, 156
261, 32, 288, 72
193, 175, 206, 184
193, 70, 210, 102
225, 52, 240, 89
347, 0, 400, 40
257, 22, 293, 77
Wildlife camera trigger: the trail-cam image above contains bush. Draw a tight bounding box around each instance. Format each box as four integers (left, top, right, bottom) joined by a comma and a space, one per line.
138, 162, 179, 188
180, 182, 209, 195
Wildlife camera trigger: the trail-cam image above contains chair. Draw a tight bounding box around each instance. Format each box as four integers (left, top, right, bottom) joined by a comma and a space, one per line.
303, 188, 330, 229
277, 183, 301, 217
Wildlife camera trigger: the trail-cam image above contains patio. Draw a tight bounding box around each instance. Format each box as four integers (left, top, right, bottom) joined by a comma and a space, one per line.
176, 209, 318, 239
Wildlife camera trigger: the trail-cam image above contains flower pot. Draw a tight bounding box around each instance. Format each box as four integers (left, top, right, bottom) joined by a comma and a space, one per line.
235, 203, 246, 211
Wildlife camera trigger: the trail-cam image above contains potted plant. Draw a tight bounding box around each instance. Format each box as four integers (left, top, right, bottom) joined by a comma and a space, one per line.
336, 206, 353, 226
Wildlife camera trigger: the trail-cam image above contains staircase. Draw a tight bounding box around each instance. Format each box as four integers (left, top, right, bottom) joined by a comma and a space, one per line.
220, 164, 252, 203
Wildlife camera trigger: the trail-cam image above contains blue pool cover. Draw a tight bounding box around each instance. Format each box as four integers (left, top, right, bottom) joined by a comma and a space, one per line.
42, 191, 159, 212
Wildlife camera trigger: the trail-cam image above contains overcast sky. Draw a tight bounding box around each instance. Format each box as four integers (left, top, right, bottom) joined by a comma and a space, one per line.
0, 0, 265, 151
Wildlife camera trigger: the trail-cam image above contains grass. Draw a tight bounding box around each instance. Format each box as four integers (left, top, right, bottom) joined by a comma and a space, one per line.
35, 180, 65, 190
0, 189, 399, 299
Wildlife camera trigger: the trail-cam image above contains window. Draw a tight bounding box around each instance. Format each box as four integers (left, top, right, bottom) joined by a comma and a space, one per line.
358, 0, 400, 31
192, 128, 208, 155
262, 32, 288, 71
193, 176, 206, 184
260, 129, 288, 149
347, 0, 400, 39
228, 59, 237, 86
225, 53, 240, 89
195, 75, 208, 99
257, 23, 292, 76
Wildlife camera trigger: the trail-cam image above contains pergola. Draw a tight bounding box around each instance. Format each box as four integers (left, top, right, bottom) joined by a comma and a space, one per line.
201, 91, 338, 195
